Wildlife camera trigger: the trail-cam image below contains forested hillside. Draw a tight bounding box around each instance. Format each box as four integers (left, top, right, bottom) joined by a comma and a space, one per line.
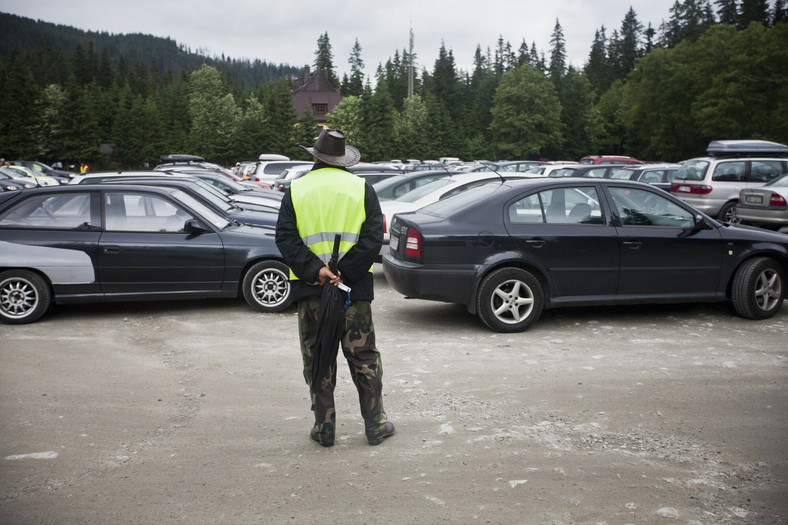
1, 2, 786, 170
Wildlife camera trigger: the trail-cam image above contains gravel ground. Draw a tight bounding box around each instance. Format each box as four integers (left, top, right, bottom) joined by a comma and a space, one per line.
1, 264, 786, 524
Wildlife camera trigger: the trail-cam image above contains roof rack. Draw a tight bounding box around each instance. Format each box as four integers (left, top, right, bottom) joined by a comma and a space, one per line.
159, 154, 206, 163
706, 140, 788, 157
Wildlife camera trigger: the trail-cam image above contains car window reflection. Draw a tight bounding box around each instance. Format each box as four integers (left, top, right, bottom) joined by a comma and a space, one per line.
105, 192, 191, 232
508, 187, 603, 225
0, 193, 94, 229
609, 187, 695, 227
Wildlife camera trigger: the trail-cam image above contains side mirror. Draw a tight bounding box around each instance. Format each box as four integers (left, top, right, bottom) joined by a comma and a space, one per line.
693, 214, 711, 230
184, 219, 211, 234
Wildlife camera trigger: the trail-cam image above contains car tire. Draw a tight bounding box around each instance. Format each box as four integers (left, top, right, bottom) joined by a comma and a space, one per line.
731, 257, 785, 320
476, 267, 544, 332
242, 260, 292, 313
0, 270, 52, 324
717, 201, 738, 223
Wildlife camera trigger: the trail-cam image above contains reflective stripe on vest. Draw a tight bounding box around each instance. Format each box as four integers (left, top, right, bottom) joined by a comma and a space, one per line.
289, 167, 368, 280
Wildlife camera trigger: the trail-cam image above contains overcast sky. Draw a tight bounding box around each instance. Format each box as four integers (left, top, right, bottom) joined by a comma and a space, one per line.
4, 0, 677, 79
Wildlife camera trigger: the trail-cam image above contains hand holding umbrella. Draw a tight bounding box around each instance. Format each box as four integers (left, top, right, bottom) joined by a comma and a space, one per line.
311, 234, 351, 391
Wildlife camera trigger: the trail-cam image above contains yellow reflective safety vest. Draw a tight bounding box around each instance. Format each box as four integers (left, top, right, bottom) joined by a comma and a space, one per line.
289, 167, 369, 280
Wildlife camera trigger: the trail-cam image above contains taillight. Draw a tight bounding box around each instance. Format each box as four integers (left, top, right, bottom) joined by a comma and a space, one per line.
671, 182, 712, 194
382, 214, 387, 234
404, 227, 422, 260
769, 193, 787, 206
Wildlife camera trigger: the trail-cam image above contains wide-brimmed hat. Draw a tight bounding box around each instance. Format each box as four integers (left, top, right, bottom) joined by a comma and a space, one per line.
299, 129, 360, 167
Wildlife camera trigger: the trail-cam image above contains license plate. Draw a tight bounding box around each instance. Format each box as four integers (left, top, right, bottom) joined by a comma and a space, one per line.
745, 195, 763, 204
390, 234, 399, 252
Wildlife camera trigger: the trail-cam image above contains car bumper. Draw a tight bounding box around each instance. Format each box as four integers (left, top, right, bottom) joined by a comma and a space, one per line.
671, 195, 720, 215
382, 252, 477, 308
735, 206, 788, 226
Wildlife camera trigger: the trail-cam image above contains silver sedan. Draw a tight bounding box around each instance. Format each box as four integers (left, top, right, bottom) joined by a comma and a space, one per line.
736, 174, 788, 232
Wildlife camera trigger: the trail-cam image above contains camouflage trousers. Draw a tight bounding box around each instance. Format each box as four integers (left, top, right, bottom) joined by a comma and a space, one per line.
298, 296, 388, 444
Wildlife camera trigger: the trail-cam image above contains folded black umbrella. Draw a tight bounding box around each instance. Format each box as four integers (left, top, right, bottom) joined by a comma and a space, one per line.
311, 234, 350, 391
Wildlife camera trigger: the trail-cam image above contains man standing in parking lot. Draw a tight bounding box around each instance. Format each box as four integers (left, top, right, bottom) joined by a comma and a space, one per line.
275, 129, 395, 448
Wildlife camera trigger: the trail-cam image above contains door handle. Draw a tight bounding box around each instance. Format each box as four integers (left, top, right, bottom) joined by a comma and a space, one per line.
622, 240, 642, 249
103, 246, 120, 255
526, 238, 546, 248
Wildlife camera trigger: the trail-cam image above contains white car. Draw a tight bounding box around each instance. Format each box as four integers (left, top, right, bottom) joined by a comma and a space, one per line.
249, 160, 313, 188
524, 163, 577, 177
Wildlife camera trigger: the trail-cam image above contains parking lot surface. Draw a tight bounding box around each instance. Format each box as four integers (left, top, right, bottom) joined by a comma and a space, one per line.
1, 265, 786, 524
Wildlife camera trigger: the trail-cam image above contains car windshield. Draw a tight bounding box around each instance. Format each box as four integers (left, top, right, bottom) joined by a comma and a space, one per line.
187, 179, 239, 211
395, 177, 456, 203
170, 189, 230, 229
674, 160, 709, 181
419, 182, 501, 216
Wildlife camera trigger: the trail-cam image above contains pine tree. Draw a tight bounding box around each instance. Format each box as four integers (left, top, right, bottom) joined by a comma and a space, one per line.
740, 0, 771, 26
549, 19, 567, 83
660, 0, 717, 46
614, 7, 644, 78
775, 0, 788, 23
584, 27, 612, 97
715, 0, 739, 25
557, 67, 601, 159
314, 32, 339, 87
1, 53, 40, 158
344, 38, 365, 97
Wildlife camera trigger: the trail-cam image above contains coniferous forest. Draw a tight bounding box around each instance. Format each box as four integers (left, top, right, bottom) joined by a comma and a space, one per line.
1, 2, 787, 171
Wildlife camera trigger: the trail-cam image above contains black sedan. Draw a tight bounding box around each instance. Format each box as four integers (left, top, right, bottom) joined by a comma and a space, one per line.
0, 185, 293, 324
73, 173, 280, 226
383, 178, 787, 332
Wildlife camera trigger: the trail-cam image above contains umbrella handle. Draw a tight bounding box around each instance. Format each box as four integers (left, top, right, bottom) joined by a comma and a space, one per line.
330, 234, 341, 273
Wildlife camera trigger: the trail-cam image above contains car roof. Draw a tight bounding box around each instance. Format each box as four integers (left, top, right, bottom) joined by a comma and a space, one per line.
159, 154, 205, 163
707, 140, 788, 157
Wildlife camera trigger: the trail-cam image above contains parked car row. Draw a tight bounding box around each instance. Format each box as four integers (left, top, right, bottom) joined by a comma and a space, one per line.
2, 142, 785, 330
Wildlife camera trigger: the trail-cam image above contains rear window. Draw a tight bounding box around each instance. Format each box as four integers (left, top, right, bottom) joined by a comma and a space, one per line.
675, 160, 709, 181
418, 183, 500, 216
396, 178, 455, 203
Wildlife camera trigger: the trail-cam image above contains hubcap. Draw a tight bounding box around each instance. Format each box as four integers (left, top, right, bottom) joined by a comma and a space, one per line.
491, 279, 534, 325
754, 269, 782, 311
254, 268, 290, 307
0, 278, 39, 319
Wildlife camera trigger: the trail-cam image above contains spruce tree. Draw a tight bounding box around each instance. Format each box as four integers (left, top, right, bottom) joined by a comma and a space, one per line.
739, 0, 771, 26
549, 19, 567, 83
715, 0, 739, 25
314, 32, 339, 87
615, 7, 644, 78
774, 0, 788, 23
344, 38, 365, 97
585, 27, 611, 96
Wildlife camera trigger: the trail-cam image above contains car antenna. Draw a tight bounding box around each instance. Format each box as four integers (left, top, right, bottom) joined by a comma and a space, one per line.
491, 164, 505, 183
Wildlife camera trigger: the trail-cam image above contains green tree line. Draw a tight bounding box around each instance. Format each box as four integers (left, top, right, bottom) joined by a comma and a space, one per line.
1, 1, 786, 169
